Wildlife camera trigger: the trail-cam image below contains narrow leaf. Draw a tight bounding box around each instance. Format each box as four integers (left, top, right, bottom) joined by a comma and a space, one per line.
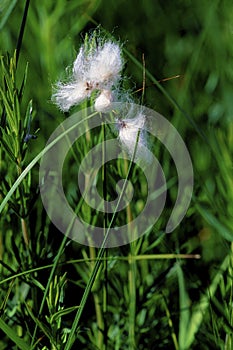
0, 0, 18, 30
0, 318, 29, 350
196, 203, 233, 241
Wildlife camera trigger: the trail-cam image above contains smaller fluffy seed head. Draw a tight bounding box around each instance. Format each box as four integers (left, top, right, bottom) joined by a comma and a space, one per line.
118, 113, 145, 143
52, 81, 90, 112
118, 114, 152, 164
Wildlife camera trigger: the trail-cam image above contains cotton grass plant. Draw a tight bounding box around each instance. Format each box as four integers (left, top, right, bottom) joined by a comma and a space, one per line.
1, 1, 233, 350
52, 32, 124, 112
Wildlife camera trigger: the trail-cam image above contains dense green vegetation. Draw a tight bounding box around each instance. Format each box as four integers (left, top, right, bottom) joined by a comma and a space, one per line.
0, 0, 233, 349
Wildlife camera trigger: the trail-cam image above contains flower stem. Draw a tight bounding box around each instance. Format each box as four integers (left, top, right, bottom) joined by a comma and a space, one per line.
89, 245, 105, 349
124, 157, 136, 349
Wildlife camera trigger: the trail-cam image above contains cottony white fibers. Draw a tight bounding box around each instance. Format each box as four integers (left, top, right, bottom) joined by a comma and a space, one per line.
118, 113, 152, 164
52, 81, 90, 112
118, 113, 145, 147
52, 36, 124, 112
94, 89, 113, 112
73, 47, 87, 79
88, 41, 123, 88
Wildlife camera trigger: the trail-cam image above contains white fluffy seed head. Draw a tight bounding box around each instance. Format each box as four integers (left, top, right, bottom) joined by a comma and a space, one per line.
94, 89, 113, 112
88, 41, 123, 88
73, 47, 87, 79
118, 113, 152, 164
118, 113, 145, 143
52, 34, 124, 111
52, 81, 90, 112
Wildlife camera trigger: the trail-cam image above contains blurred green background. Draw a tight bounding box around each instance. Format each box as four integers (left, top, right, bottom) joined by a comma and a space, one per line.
1, 0, 233, 349
1, 0, 231, 251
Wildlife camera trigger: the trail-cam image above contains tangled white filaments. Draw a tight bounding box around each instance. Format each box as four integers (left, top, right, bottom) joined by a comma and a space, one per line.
117, 113, 153, 165
52, 36, 124, 112
52, 31, 152, 163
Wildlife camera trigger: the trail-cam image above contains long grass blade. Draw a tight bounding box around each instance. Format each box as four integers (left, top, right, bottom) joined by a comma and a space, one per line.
0, 318, 29, 350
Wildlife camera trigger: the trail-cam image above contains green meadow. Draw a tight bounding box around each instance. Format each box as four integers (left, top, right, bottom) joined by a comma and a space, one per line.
0, 1, 233, 349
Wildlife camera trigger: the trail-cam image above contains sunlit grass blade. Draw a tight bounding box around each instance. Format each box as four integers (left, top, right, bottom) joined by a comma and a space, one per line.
177, 263, 191, 350
196, 203, 233, 242
184, 253, 230, 349
0, 318, 30, 350
0, 0, 18, 31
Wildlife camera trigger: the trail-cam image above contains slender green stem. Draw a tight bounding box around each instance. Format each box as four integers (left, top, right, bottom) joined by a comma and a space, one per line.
128, 245, 137, 349
0, 254, 200, 286
16, 0, 31, 66
123, 157, 136, 348
102, 118, 107, 350
87, 121, 106, 349
88, 244, 105, 349
64, 140, 139, 350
